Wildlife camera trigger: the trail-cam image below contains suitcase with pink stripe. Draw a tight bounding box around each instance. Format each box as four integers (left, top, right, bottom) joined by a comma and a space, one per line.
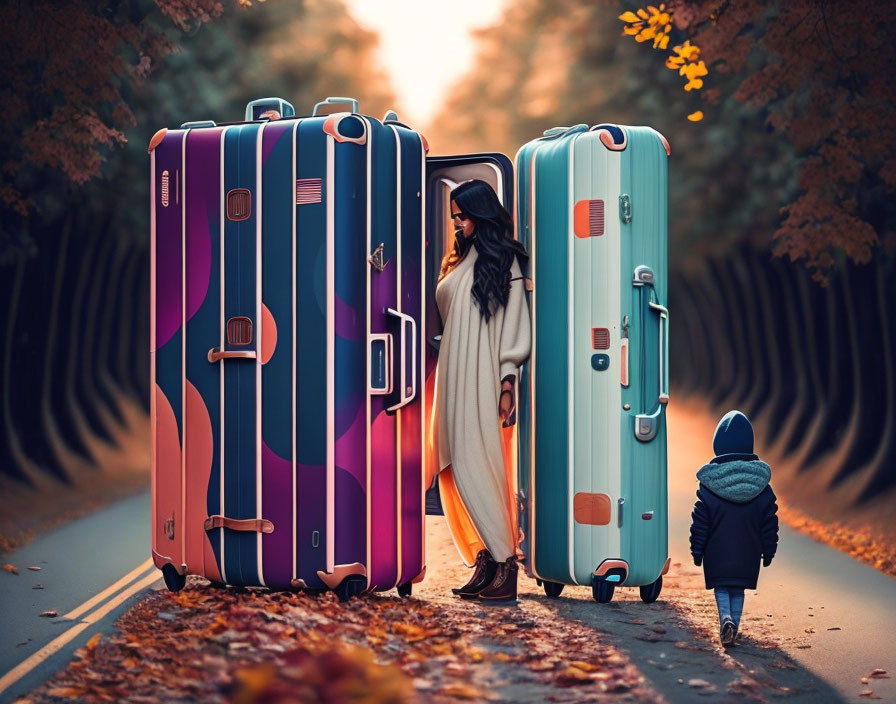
150, 96, 427, 599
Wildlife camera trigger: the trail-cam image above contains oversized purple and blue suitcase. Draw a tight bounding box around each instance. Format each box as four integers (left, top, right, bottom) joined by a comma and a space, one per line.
150, 96, 427, 599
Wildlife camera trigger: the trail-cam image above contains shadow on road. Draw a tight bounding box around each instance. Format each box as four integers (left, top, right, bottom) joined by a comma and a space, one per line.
526, 588, 847, 703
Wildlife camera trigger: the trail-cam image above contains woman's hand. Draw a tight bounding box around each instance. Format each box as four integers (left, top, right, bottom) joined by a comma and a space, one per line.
499, 379, 515, 427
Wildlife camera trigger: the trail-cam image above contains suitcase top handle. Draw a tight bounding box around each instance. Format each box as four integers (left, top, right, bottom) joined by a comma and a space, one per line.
541, 124, 588, 140
245, 97, 296, 122
313, 96, 359, 116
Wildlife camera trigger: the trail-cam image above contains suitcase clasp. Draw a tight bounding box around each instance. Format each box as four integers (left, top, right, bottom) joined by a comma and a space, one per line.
619, 194, 632, 224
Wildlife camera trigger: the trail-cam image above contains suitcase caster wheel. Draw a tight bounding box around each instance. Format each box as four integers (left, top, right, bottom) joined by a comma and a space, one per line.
542, 581, 564, 598
639, 576, 662, 603
161, 564, 186, 593
206, 580, 227, 590
591, 575, 615, 604
334, 576, 366, 602
396, 582, 412, 598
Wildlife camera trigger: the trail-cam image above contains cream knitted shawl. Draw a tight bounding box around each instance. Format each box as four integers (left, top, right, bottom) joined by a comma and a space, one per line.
431, 246, 531, 561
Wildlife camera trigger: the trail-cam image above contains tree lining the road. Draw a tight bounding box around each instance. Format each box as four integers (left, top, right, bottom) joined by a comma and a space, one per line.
0, 0, 396, 497
427, 0, 896, 512
430, 0, 895, 281
615, 0, 895, 282
0, 0, 233, 223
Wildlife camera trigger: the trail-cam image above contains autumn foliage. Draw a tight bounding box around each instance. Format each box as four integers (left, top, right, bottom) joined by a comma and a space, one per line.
21, 581, 657, 703
618, 0, 895, 280
0, 0, 254, 217
618, 4, 708, 121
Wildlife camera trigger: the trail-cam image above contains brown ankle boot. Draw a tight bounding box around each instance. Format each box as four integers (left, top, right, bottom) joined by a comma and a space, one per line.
477, 557, 518, 604
452, 550, 497, 599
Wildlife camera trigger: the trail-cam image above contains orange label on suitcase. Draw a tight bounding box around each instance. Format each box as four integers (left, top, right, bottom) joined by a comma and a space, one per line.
574, 199, 605, 238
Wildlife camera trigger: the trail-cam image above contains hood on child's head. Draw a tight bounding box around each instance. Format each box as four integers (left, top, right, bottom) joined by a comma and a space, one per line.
713, 410, 754, 458
697, 409, 771, 503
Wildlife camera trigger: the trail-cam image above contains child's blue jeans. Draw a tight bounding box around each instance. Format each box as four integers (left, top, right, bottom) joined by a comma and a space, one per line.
714, 587, 745, 627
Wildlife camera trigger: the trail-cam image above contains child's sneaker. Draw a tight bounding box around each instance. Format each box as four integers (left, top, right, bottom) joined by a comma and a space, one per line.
720, 617, 736, 646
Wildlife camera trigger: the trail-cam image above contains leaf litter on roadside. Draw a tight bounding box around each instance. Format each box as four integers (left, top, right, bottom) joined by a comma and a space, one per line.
19, 578, 658, 703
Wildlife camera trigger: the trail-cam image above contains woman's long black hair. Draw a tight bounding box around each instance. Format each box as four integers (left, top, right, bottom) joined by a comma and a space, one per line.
442, 179, 529, 323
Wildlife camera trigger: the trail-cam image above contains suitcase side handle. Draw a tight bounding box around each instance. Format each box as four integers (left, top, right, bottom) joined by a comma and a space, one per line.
633, 298, 669, 443
313, 96, 359, 116
649, 299, 670, 406
385, 307, 417, 412
370, 333, 394, 395
207, 348, 257, 363
632, 268, 669, 443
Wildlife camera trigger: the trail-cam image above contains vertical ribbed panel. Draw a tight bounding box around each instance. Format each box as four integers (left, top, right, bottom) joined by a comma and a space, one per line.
259, 120, 298, 590
221, 124, 261, 587
619, 127, 668, 587
590, 199, 605, 237
572, 133, 622, 586
514, 141, 537, 580
531, 136, 574, 584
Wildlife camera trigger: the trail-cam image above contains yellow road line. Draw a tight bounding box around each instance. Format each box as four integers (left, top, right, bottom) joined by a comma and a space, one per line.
82, 570, 160, 624
0, 623, 92, 696
63, 558, 154, 620
0, 568, 161, 697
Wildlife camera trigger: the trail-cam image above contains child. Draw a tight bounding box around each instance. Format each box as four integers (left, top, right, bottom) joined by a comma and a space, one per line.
689, 410, 779, 646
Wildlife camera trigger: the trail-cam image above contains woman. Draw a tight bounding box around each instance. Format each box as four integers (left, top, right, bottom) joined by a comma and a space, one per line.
432, 179, 531, 604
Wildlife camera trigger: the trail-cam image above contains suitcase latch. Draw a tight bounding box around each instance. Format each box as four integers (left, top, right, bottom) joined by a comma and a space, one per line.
227, 316, 253, 346
619, 194, 632, 224
227, 188, 251, 221
164, 514, 175, 541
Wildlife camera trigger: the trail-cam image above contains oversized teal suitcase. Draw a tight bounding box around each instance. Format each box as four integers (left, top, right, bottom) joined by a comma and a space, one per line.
516, 123, 670, 603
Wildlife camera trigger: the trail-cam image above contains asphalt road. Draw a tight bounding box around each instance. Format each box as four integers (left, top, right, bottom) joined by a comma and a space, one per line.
664, 400, 896, 702
1, 400, 894, 703
0, 490, 158, 704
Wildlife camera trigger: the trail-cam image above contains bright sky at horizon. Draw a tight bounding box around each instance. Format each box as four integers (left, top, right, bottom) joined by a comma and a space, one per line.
342, 0, 506, 129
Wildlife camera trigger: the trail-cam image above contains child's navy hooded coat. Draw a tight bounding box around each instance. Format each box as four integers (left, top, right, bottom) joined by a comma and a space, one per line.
689, 411, 779, 590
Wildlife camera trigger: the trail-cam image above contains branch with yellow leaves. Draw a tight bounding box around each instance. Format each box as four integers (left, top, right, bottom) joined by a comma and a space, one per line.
618, 4, 706, 121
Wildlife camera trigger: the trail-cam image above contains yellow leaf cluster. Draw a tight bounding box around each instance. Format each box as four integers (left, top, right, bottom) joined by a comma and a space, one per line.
665, 39, 699, 67
618, 8, 708, 120
670, 41, 708, 91
618, 5, 672, 49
